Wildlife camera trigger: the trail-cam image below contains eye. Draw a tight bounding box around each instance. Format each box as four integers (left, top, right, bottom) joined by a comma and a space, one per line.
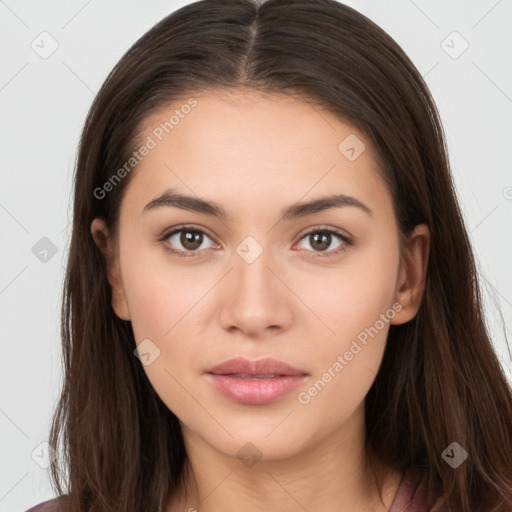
160, 225, 217, 257
294, 227, 351, 257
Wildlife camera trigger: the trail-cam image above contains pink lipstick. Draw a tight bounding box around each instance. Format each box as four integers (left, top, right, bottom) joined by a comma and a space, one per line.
206, 357, 308, 405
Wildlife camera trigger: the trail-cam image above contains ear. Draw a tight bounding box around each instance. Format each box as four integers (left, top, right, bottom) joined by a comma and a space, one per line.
391, 224, 430, 325
90, 218, 131, 321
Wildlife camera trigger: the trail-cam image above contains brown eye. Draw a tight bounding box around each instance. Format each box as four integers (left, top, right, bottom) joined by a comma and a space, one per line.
296, 228, 350, 257
164, 227, 215, 254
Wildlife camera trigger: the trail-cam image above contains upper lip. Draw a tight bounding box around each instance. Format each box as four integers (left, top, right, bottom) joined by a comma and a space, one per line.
207, 357, 308, 376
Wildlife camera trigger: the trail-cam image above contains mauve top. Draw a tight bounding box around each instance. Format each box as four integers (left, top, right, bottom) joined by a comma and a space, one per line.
25, 469, 445, 512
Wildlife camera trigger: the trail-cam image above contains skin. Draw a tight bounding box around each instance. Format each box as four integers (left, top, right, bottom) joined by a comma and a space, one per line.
91, 87, 430, 512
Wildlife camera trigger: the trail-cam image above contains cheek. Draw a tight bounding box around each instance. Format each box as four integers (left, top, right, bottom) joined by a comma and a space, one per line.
120, 231, 205, 338
295, 292, 395, 432
119, 238, 213, 410
299, 236, 399, 352
294, 238, 399, 408
122, 256, 203, 418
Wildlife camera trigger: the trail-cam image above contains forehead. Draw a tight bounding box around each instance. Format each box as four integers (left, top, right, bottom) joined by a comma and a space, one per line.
122, 88, 391, 222
138, 88, 369, 152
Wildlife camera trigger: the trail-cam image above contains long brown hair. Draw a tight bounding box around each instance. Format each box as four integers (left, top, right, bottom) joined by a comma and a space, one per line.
49, 0, 512, 510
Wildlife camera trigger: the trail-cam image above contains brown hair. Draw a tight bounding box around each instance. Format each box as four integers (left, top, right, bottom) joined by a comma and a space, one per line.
49, 0, 512, 510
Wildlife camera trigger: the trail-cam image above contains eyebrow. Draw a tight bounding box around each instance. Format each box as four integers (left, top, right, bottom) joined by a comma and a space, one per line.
143, 188, 373, 220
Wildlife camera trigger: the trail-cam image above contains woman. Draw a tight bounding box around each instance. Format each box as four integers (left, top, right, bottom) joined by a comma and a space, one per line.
27, 0, 512, 510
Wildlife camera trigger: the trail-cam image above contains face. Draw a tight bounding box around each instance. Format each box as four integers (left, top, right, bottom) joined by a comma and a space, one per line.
92, 88, 428, 464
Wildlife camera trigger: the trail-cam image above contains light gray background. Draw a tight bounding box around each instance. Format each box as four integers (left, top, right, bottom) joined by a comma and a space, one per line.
1, 1, 511, 510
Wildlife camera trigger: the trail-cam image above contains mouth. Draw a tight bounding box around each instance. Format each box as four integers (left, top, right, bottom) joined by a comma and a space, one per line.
208, 356, 307, 377
206, 357, 308, 405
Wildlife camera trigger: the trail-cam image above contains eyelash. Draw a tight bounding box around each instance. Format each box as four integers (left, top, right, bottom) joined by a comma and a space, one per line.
158, 224, 352, 259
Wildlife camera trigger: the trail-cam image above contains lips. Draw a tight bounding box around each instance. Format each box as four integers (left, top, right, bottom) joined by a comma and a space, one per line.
206, 357, 308, 405
208, 357, 307, 377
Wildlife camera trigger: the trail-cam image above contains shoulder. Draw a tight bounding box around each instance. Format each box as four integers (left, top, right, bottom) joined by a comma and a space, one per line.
388, 470, 447, 512
25, 496, 66, 512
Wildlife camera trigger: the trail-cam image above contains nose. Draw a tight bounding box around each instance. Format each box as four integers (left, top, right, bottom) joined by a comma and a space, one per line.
218, 242, 294, 337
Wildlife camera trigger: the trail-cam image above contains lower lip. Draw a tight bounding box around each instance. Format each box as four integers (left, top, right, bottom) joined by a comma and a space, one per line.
207, 374, 307, 405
